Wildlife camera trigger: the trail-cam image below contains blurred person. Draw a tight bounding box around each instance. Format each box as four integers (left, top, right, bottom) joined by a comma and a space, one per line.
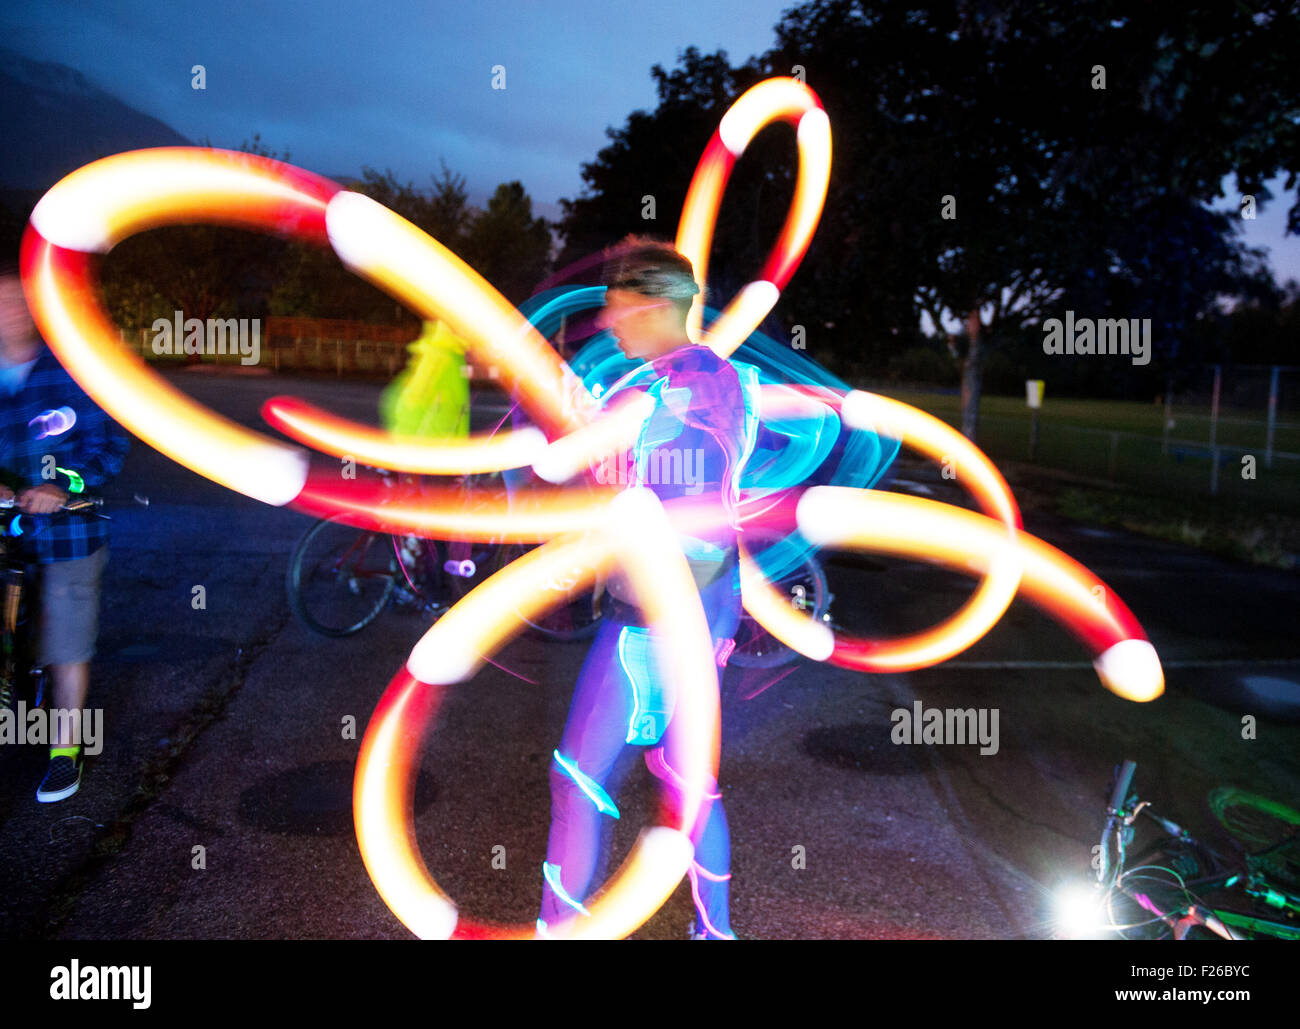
538, 238, 753, 939
0, 262, 129, 802
379, 318, 470, 441
379, 319, 471, 608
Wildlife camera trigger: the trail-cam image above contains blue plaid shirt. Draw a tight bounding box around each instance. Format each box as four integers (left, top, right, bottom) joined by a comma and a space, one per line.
1, 346, 130, 564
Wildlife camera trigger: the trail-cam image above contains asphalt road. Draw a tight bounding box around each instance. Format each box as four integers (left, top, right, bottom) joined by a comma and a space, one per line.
2, 368, 1297, 940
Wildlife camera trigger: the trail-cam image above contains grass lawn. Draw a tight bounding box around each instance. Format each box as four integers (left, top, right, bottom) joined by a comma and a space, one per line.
881, 388, 1300, 453
868, 387, 1300, 567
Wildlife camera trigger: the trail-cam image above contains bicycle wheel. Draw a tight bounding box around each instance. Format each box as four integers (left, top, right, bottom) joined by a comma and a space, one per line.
287, 516, 398, 637
1208, 786, 1300, 890
0, 655, 14, 712
730, 550, 829, 669
1127, 835, 1213, 885
1, 565, 20, 711
492, 542, 603, 641
1, 565, 45, 711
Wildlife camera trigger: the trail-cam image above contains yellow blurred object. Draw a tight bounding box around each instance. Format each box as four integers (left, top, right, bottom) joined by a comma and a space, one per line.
380, 320, 470, 439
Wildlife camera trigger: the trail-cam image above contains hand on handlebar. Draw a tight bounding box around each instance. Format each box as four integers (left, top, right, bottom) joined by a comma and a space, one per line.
17, 484, 70, 515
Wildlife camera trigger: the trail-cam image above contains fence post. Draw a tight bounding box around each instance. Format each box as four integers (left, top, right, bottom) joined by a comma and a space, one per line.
1265, 364, 1279, 470
1209, 364, 1221, 496
1209, 364, 1221, 449
1162, 375, 1173, 456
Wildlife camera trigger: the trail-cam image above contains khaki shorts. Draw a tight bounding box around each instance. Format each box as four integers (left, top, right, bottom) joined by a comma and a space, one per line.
38, 547, 108, 666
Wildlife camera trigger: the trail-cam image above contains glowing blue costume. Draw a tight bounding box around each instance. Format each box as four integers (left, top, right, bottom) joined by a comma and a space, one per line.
521, 279, 900, 937
538, 343, 754, 939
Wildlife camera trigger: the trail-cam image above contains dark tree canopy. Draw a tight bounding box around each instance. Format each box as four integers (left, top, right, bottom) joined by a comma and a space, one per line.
101, 135, 294, 330
97, 140, 551, 328
558, 1, 1300, 434
464, 181, 553, 304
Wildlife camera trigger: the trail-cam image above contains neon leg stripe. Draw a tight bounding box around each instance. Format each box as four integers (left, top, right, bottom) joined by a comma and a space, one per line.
691, 861, 731, 883
686, 865, 736, 940
552, 750, 620, 818
542, 862, 591, 917
618, 627, 643, 745
647, 747, 721, 800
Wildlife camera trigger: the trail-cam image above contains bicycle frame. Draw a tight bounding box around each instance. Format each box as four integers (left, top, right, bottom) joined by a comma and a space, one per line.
0, 540, 34, 707
0, 497, 101, 709
1093, 760, 1300, 940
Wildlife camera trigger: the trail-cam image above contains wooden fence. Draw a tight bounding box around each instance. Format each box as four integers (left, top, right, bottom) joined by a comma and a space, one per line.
122, 316, 507, 380
263, 317, 415, 376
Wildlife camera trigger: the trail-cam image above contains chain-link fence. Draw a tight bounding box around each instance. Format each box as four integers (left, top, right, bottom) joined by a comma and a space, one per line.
975, 413, 1300, 510
1160, 365, 1300, 475
869, 366, 1300, 514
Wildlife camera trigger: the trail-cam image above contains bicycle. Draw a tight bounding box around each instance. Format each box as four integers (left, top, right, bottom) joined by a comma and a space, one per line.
287, 516, 612, 642
1070, 759, 1300, 940
0, 494, 104, 713
285, 464, 517, 638
286, 515, 496, 639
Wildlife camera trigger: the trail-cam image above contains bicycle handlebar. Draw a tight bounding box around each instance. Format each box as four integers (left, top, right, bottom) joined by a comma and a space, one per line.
0, 495, 103, 513
1097, 759, 1138, 889
1109, 759, 1137, 814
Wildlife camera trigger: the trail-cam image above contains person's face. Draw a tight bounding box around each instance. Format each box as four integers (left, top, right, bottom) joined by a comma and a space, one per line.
0, 274, 39, 364
600, 288, 681, 360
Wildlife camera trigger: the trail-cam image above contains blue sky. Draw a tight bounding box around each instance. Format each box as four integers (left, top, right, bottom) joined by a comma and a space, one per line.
6, 0, 1298, 285
4, 0, 793, 218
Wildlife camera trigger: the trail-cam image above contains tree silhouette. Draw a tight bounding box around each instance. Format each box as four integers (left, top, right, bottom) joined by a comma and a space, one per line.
559, 2, 1300, 437
464, 181, 552, 304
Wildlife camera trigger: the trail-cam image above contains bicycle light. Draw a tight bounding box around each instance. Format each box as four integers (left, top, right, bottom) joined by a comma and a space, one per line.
1054, 882, 1108, 938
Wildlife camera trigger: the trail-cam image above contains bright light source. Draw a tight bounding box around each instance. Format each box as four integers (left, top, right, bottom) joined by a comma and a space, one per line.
1054, 882, 1107, 938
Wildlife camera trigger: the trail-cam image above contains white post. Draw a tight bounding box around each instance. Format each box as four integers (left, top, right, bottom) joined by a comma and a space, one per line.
1265, 365, 1279, 470
1209, 364, 1221, 495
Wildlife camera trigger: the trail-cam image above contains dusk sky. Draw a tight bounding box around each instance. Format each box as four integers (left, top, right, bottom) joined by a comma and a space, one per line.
5, 0, 1298, 284
4, 0, 793, 218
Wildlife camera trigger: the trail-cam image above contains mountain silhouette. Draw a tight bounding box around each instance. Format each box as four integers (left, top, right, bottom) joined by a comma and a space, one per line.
0, 46, 193, 255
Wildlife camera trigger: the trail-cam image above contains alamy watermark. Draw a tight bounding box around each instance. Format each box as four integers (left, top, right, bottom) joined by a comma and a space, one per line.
50, 960, 150, 1008
150, 311, 261, 365
891, 700, 999, 756
0, 702, 102, 755
1042, 311, 1151, 366
592, 448, 705, 495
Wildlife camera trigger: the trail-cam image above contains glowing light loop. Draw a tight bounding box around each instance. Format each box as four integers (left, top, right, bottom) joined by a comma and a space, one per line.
19, 77, 1165, 940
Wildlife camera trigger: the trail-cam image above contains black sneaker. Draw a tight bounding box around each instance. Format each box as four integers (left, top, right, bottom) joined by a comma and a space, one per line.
36, 754, 83, 803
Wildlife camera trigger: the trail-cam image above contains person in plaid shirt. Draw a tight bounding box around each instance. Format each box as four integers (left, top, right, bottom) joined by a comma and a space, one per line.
0, 263, 129, 802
